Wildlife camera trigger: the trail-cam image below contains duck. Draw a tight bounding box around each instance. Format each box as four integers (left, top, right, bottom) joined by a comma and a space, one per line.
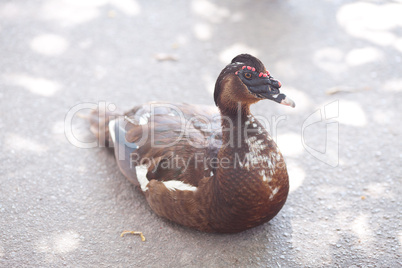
90, 54, 295, 234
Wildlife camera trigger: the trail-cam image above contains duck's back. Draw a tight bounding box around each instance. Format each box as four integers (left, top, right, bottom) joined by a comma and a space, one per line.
107, 102, 223, 188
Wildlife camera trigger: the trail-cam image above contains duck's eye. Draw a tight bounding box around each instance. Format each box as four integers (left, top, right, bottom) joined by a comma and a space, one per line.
244, 72, 252, 79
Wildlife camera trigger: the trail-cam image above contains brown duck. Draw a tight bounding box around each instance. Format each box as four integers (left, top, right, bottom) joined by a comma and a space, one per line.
90, 54, 295, 233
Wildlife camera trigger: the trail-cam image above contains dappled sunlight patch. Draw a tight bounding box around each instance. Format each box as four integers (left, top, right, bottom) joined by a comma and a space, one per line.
191, 0, 230, 23
345, 47, 383, 66
54, 231, 80, 254
338, 100, 367, 127
36, 230, 80, 255
313, 47, 347, 74
41, 0, 141, 22
399, 231, 402, 254
219, 43, 258, 64
202, 73, 216, 95
351, 214, 374, 245
315, 185, 350, 209
337, 2, 402, 47
60, 0, 108, 7
334, 210, 354, 230
290, 217, 337, 265
41, 0, 101, 26
382, 78, 402, 92
333, 211, 377, 255
109, 0, 141, 16
314, 45, 385, 74
3, 73, 61, 97
277, 132, 303, 157
30, 34, 68, 56
0, 1, 36, 19
276, 86, 313, 113
286, 161, 305, 193
52, 121, 66, 135
394, 38, 402, 53
174, 34, 189, 48
194, 23, 212, 41
6, 134, 48, 154
363, 182, 394, 200
372, 109, 394, 125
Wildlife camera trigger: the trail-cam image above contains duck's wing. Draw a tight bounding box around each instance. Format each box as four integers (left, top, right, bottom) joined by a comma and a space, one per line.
109, 102, 222, 187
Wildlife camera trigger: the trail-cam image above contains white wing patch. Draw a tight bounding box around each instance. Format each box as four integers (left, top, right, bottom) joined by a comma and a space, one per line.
162, 180, 197, 192
135, 166, 197, 192
242, 119, 281, 182
243, 136, 269, 171
269, 187, 280, 200
135, 165, 149, 192
259, 169, 271, 182
138, 113, 150, 125
276, 153, 281, 162
108, 119, 116, 143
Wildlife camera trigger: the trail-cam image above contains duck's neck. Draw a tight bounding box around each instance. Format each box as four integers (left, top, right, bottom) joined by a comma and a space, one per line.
219, 102, 254, 151
213, 101, 271, 208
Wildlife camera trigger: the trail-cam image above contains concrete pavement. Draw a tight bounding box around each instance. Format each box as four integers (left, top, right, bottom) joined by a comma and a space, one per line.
1, 0, 401, 267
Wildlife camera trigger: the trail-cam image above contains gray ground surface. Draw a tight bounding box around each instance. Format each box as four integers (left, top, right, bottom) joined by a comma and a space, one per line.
1, 0, 401, 267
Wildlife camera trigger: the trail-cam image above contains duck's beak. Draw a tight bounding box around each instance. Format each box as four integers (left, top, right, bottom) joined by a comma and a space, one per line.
271, 93, 296, 108
250, 81, 296, 108
257, 77, 295, 108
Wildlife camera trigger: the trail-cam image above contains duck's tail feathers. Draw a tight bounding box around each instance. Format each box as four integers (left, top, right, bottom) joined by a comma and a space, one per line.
89, 106, 123, 147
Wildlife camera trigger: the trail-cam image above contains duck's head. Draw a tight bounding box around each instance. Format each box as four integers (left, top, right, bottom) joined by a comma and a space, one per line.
214, 54, 295, 112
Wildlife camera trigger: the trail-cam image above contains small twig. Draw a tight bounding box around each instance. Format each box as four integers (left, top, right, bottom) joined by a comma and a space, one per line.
120, 231, 146, 242
154, 53, 178, 62
326, 86, 371, 95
